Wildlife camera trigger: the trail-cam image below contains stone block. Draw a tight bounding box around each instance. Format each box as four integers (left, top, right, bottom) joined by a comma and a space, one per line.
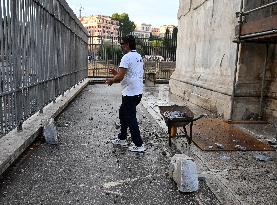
169, 154, 199, 192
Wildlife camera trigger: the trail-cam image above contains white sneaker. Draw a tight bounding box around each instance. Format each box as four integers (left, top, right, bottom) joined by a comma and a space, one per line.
128, 144, 145, 152
111, 138, 128, 146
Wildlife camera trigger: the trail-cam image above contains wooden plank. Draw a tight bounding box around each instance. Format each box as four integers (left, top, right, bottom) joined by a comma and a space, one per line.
241, 15, 277, 35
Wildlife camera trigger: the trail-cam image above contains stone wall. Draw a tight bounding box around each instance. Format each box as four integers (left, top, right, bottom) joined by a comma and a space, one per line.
170, 0, 241, 119
170, 0, 277, 120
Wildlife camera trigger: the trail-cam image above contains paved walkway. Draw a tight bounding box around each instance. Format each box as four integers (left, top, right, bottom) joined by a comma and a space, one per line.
141, 84, 277, 205
0, 84, 220, 205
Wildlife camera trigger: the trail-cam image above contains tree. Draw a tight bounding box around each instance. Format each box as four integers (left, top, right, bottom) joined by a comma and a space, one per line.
165, 28, 171, 39
172, 27, 178, 40
111, 13, 136, 37
162, 28, 171, 58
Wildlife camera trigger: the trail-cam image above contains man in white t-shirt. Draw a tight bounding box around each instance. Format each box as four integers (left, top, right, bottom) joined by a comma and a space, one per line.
106, 35, 145, 152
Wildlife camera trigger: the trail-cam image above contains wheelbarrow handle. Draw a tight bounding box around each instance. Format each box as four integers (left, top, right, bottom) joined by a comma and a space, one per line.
193, 114, 207, 121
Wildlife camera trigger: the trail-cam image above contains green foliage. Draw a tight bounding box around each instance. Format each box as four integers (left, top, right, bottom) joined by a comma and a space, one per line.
150, 39, 163, 55
150, 39, 163, 48
111, 13, 136, 37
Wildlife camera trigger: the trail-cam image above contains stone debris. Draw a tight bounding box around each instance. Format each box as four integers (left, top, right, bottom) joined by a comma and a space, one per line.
235, 145, 246, 151
220, 155, 231, 161
253, 154, 273, 162
267, 139, 277, 146
163, 111, 185, 119
215, 143, 224, 149
267, 139, 277, 149
43, 118, 58, 145
169, 154, 199, 192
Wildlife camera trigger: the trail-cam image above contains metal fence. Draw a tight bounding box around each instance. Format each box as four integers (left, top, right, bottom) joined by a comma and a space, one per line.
0, 0, 88, 138
244, 0, 277, 22
87, 36, 177, 80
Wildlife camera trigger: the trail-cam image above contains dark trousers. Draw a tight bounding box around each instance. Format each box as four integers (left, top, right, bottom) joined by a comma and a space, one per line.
118, 94, 143, 147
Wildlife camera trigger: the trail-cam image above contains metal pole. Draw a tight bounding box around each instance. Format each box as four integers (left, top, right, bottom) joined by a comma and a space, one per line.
243, 1, 277, 15
229, 0, 244, 121
240, 30, 277, 40
259, 44, 269, 119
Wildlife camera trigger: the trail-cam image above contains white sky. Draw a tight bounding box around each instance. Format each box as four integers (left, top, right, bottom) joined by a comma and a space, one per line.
66, 0, 179, 27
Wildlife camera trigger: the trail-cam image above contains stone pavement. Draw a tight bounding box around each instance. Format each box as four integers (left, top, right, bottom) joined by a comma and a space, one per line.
0, 84, 221, 205
141, 84, 277, 205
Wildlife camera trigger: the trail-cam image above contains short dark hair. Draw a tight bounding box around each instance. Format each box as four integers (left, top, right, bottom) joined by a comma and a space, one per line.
121, 35, 136, 50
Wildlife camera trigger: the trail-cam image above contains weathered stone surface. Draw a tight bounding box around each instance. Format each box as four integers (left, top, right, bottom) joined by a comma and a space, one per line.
172, 0, 277, 120
170, 154, 199, 192
177, 0, 191, 18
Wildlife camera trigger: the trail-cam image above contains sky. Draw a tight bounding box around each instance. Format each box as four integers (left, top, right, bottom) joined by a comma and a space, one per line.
66, 0, 179, 27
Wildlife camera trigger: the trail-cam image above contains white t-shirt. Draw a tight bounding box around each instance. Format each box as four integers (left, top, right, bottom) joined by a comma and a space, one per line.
119, 50, 144, 96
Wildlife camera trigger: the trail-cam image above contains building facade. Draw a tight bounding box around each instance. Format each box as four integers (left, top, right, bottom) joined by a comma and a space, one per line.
159, 25, 175, 38
151, 27, 160, 37
80, 15, 120, 44
132, 23, 152, 38
170, 0, 277, 121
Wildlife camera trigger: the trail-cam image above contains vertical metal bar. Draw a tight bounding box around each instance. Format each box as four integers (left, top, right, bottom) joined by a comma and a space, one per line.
22, 0, 27, 121
3, 0, 8, 132
27, 0, 31, 116
0, 0, 3, 136
8, 0, 14, 131
45, 7, 50, 105
35, 3, 41, 113
259, 44, 269, 119
39, 5, 44, 113
6, 0, 12, 129
0, 0, 2, 69
30, 0, 35, 115
229, 0, 244, 121
13, 0, 23, 131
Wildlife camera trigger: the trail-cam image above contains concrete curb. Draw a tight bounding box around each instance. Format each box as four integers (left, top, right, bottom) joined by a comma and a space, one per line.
0, 79, 90, 176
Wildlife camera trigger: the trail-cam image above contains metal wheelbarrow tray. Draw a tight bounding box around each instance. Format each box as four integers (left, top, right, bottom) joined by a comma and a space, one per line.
159, 105, 204, 146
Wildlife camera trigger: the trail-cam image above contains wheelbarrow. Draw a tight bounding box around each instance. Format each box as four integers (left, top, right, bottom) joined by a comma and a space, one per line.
159, 105, 205, 147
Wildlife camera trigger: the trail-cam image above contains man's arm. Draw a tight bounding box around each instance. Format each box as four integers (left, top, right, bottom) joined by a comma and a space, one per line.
106, 68, 127, 86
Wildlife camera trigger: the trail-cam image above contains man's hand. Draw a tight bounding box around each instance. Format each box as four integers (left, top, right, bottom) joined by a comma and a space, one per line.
105, 68, 127, 86
109, 68, 118, 76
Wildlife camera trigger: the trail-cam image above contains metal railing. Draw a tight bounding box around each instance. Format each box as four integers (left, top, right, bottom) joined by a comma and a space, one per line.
87, 36, 176, 81
0, 0, 88, 138
236, 0, 277, 40
243, 0, 277, 17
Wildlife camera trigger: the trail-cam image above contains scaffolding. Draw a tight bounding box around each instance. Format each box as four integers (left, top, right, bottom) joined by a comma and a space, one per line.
230, 0, 277, 120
